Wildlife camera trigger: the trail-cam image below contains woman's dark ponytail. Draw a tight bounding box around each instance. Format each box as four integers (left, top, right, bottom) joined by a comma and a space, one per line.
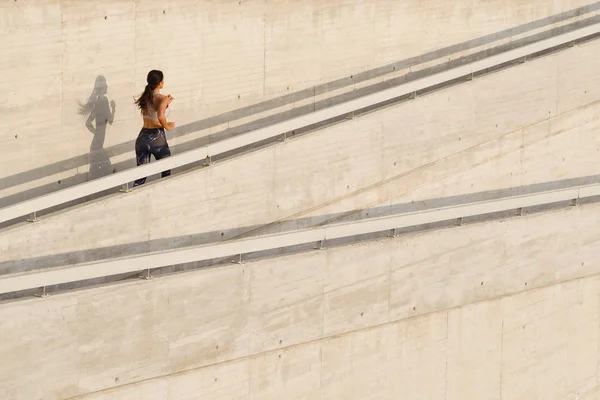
134, 70, 164, 114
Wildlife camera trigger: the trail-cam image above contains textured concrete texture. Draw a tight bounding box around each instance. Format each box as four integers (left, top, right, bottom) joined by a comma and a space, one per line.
1, 37, 599, 273
2, 201, 600, 399
1, 0, 599, 207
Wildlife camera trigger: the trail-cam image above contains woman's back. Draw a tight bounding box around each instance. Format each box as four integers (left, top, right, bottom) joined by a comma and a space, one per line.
142, 94, 167, 129
142, 95, 160, 120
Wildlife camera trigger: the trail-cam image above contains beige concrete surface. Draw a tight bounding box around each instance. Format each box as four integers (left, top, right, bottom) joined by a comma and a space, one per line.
2, 201, 600, 399
2, 2, 600, 399
1, 38, 599, 270
1, 0, 598, 206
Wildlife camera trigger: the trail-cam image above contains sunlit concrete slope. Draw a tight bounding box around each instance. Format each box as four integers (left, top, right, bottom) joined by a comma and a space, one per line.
1, 37, 600, 273
1, 0, 598, 207
2, 198, 600, 399
0, 36, 600, 270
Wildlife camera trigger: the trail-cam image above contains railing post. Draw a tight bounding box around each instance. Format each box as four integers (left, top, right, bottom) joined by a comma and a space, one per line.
466, 72, 474, 81
388, 228, 397, 238
571, 198, 579, 207
455, 217, 464, 226
409, 91, 417, 99
204, 155, 213, 166
232, 254, 244, 264
120, 182, 131, 193
27, 212, 38, 222
314, 240, 325, 250
346, 111, 356, 120
517, 207, 524, 216
35, 286, 48, 298
140, 269, 152, 280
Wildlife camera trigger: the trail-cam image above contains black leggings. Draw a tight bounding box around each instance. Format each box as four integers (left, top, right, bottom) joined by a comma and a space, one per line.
133, 127, 172, 187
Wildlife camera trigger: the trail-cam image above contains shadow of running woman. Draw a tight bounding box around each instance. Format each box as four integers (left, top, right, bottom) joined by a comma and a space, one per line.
78, 75, 116, 180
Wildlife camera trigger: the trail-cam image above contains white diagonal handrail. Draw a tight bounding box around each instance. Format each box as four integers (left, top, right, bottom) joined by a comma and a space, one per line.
1, 181, 599, 295
0, 23, 598, 225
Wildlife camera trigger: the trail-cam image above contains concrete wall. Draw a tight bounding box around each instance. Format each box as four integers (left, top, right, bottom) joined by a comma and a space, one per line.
2, 199, 600, 399
1, 0, 598, 207
1, 37, 599, 272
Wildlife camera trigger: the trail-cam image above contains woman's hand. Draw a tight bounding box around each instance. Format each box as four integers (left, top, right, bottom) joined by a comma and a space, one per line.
166, 122, 176, 131
166, 94, 174, 104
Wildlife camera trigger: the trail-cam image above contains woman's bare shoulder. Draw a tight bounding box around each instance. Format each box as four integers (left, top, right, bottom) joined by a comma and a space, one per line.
151, 93, 166, 108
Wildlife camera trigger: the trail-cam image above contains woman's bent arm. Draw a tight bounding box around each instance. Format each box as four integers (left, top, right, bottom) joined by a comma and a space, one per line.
157, 95, 175, 130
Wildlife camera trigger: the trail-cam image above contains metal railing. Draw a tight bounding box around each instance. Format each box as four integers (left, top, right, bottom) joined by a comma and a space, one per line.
1, 181, 599, 295
1, 23, 598, 225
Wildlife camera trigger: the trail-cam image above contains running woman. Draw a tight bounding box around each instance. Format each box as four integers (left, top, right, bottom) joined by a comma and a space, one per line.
133, 69, 176, 187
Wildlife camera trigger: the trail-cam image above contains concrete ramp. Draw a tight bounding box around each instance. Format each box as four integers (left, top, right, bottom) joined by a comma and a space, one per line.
6, 0, 598, 208
3, 0, 598, 208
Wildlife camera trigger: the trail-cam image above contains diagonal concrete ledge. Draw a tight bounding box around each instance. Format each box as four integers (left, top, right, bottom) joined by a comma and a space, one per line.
0, 22, 598, 225
1, 180, 598, 295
